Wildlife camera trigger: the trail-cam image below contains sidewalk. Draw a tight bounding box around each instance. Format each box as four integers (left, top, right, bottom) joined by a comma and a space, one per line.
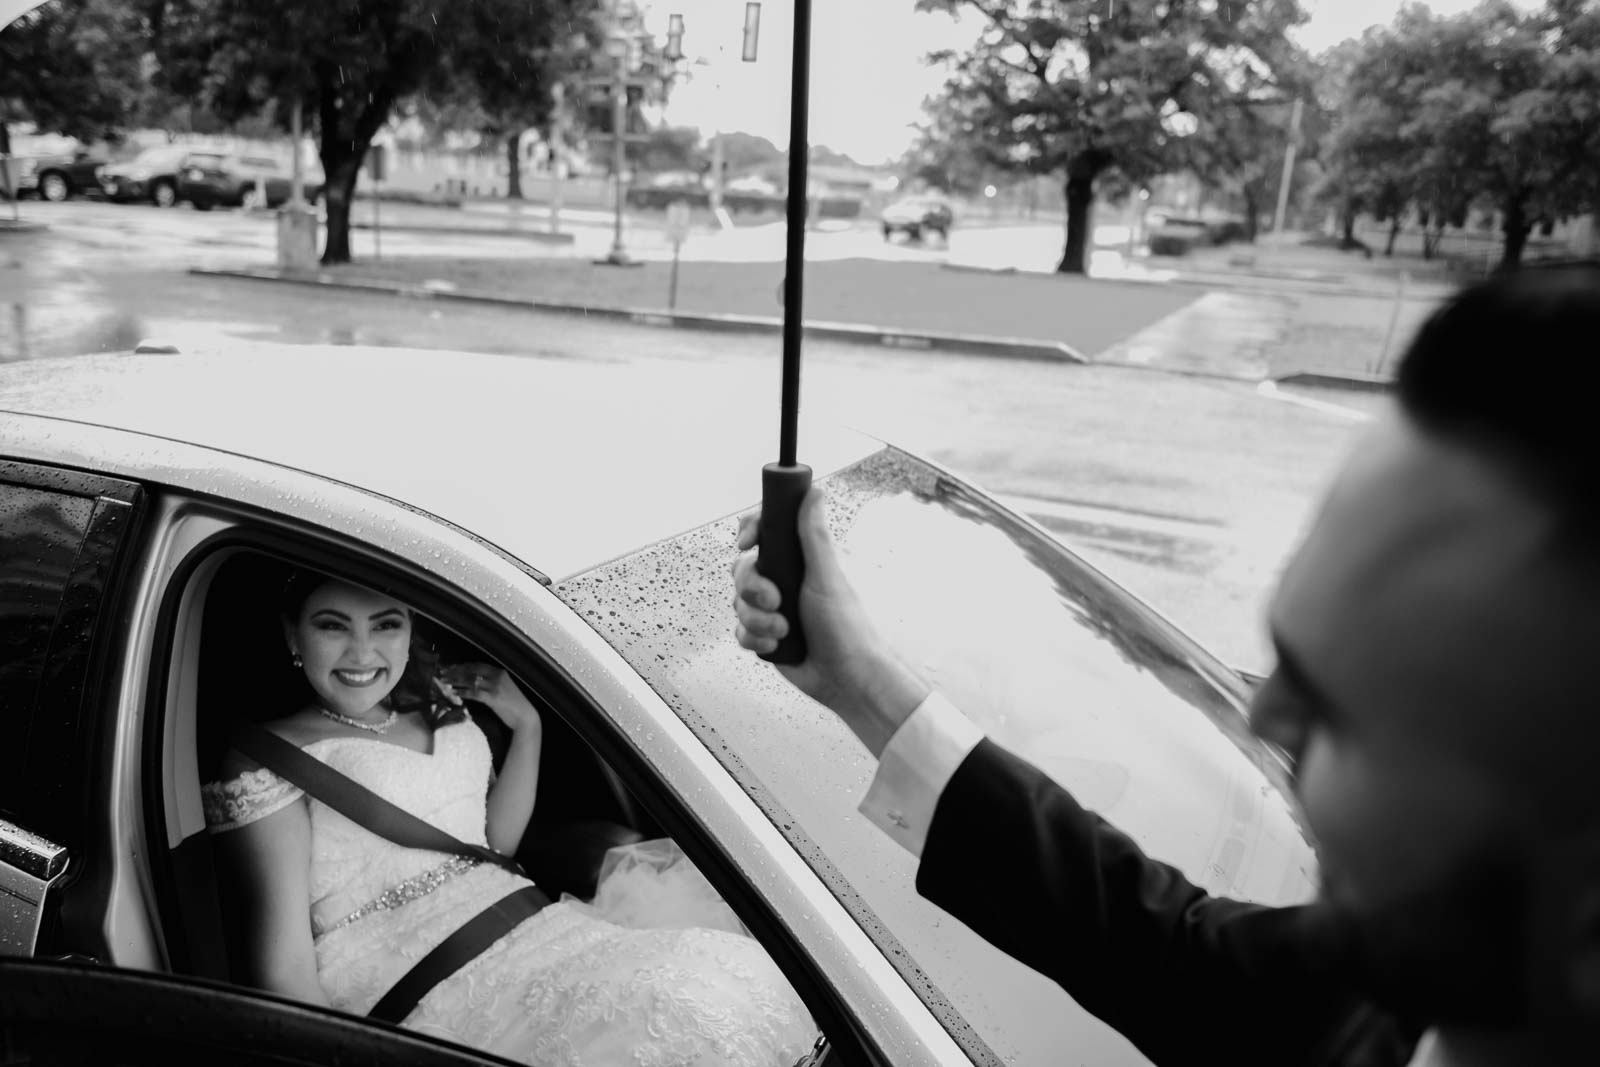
1165, 236, 1461, 300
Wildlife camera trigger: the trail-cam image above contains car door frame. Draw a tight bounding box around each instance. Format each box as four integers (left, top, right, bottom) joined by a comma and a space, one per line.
0, 411, 967, 1066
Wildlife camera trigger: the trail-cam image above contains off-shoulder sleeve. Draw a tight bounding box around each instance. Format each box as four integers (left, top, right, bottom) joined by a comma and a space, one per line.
201, 767, 304, 833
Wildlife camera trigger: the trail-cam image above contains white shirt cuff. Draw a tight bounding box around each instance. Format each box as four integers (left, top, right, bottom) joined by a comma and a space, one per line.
858, 691, 985, 857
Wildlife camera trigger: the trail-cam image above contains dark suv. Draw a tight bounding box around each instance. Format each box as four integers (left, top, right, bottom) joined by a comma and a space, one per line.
9, 149, 108, 202
879, 195, 955, 242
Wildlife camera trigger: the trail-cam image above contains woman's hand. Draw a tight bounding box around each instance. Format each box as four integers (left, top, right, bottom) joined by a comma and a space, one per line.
439, 663, 542, 735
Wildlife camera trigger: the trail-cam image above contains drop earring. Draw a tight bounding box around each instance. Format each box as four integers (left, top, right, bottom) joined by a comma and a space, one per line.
291, 652, 303, 669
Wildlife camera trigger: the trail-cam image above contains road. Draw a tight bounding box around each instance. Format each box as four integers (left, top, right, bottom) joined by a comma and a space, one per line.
1, 199, 1389, 672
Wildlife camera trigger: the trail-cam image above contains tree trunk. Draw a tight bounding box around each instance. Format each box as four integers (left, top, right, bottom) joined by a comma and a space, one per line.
1242, 189, 1260, 243
1385, 217, 1402, 257
505, 132, 523, 200
1341, 210, 1356, 247
316, 77, 396, 266
318, 149, 363, 265
1057, 167, 1097, 274
1497, 195, 1529, 273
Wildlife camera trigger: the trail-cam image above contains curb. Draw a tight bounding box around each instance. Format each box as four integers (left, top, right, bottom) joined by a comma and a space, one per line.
0, 219, 48, 234
349, 222, 575, 245
189, 266, 1088, 363
1273, 371, 1393, 394
939, 260, 1458, 301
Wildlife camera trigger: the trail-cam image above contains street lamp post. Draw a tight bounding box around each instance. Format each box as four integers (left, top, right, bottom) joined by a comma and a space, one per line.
601, 43, 635, 266
1272, 97, 1304, 239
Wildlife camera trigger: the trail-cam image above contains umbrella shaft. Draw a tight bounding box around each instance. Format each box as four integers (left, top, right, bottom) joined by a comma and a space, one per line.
779, 0, 813, 468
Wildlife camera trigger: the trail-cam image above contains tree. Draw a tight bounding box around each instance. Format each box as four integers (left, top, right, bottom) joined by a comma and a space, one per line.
152, 0, 600, 264
699, 130, 777, 173
0, 0, 147, 141
628, 126, 702, 173
915, 0, 1309, 273
902, 89, 1007, 197
1325, 1, 1600, 271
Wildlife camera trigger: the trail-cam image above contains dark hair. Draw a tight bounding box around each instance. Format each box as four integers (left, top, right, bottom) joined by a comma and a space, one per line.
1396, 261, 1600, 530
280, 567, 467, 726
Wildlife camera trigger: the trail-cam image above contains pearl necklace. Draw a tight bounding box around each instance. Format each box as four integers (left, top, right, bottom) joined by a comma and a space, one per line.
318, 705, 399, 734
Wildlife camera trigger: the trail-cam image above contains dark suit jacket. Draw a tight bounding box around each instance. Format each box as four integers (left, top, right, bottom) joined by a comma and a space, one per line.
916, 739, 1421, 1067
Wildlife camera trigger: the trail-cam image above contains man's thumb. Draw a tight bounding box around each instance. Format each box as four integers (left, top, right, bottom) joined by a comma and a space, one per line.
796, 487, 845, 587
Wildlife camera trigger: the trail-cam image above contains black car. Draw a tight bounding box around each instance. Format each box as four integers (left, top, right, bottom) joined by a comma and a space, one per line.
99, 146, 193, 207
880, 196, 955, 242
178, 152, 321, 210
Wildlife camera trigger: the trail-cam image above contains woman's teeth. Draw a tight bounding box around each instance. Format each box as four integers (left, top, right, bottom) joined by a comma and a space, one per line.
334, 668, 382, 686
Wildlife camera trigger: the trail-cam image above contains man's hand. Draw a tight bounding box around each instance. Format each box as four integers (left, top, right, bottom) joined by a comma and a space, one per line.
732, 487, 930, 756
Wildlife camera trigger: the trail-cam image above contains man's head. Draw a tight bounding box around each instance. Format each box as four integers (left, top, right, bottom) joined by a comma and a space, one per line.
1253, 263, 1600, 1035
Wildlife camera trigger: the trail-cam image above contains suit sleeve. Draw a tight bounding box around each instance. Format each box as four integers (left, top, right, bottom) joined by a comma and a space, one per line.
916, 738, 1416, 1067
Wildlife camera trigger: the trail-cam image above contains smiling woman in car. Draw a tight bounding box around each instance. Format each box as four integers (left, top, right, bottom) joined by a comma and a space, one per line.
202, 566, 817, 1066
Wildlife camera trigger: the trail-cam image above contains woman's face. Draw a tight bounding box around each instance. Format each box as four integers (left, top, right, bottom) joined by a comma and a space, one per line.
286, 580, 412, 718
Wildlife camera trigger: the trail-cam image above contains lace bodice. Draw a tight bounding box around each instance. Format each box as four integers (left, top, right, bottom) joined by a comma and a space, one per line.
203, 720, 492, 935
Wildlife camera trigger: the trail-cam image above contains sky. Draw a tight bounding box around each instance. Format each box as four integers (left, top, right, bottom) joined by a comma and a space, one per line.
652, 0, 1541, 164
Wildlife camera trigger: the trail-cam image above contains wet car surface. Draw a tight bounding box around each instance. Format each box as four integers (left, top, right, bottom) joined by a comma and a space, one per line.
0, 344, 1314, 1066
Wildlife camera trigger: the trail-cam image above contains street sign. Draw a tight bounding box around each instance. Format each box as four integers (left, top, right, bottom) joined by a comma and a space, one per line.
665, 200, 692, 243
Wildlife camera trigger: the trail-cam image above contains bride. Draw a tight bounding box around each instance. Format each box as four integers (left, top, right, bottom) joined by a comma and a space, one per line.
202, 568, 817, 1065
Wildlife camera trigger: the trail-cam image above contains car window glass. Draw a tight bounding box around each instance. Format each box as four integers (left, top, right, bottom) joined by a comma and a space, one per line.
559, 448, 1316, 1066
0, 480, 94, 799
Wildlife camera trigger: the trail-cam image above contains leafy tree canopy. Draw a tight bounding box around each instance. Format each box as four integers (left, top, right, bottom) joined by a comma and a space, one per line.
916, 0, 1308, 272
151, 0, 602, 263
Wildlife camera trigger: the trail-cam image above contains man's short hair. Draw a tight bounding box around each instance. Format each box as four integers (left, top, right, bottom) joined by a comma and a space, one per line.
1396, 261, 1600, 529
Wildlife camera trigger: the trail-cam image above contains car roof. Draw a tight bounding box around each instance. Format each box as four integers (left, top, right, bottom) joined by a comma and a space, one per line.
0, 345, 883, 580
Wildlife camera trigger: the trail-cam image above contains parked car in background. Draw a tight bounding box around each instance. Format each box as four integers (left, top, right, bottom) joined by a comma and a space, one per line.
1146, 215, 1213, 256
7, 148, 109, 202
1146, 214, 1250, 256
880, 195, 954, 242
99, 146, 192, 207
178, 152, 321, 210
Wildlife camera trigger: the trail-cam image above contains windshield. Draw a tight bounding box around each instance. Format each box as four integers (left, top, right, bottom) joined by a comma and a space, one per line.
558, 447, 1316, 1064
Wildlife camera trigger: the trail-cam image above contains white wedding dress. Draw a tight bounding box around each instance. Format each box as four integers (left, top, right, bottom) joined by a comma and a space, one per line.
202, 718, 817, 1066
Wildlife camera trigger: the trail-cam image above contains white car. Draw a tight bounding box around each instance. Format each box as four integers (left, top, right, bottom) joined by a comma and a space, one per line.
0, 344, 1314, 1065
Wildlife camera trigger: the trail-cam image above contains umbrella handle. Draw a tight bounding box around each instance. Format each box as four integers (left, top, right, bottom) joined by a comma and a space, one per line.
756, 462, 812, 664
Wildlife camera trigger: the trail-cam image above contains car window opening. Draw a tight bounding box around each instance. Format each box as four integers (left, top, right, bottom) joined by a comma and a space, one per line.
161, 548, 823, 1063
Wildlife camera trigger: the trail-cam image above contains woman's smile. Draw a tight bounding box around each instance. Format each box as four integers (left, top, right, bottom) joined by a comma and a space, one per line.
333, 667, 384, 687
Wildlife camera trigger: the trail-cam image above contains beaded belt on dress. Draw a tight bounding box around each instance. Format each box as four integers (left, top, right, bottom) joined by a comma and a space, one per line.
318, 856, 481, 937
